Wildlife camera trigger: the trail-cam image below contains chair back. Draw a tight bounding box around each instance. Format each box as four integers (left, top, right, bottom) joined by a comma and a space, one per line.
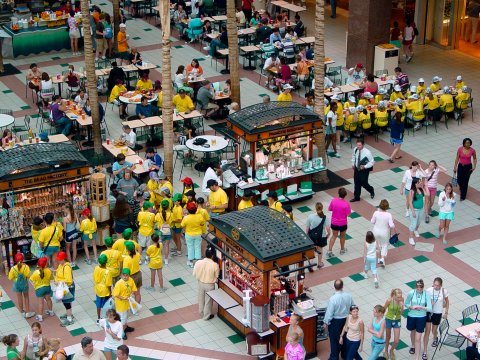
462, 304, 479, 324
438, 319, 449, 336
0, 109, 13, 115
459, 99, 469, 110
374, 69, 388, 77
348, 122, 358, 133
40, 87, 55, 98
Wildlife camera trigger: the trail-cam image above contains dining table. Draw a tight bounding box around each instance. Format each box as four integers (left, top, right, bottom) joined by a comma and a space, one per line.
185, 135, 229, 172
119, 91, 158, 105
102, 142, 136, 157
0, 113, 14, 130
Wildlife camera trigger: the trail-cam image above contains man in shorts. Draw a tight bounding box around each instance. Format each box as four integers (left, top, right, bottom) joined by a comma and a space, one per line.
117, 23, 129, 65
112, 268, 137, 339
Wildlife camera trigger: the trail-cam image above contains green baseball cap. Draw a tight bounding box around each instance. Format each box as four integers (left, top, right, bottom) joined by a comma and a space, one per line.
98, 254, 108, 265
104, 237, 113, 247
172, 193, 183, 202
122, 268, 131, 275
122, 228, 133, 239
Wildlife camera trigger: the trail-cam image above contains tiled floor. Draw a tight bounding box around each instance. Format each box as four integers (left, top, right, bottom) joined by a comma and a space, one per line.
1, 0, 480, 359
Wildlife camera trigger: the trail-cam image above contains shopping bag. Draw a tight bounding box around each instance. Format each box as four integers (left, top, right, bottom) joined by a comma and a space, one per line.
100, 298, 114, 318
389, 233, 400, 245
55, 282, 66, 301
452, 175, 458, 187
128, 296, 142, 315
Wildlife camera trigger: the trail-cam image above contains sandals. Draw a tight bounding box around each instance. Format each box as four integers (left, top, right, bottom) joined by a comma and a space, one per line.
388, 158, 395, 163
317, 262, 325, 269
422, 353, 427, 360
432, 337, 439, 347
409, 348, 415, 355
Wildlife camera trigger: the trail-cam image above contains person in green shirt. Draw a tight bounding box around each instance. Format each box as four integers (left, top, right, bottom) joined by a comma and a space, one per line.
2, 334, 21, 360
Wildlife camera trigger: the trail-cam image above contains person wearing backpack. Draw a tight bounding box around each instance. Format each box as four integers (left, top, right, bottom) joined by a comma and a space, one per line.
8, 253, 35, 318
38, 212, 63, 269
305, 202, 330, 270
103, 13, 114, 58
29, 257, 54, 322
55, 251, 75, 326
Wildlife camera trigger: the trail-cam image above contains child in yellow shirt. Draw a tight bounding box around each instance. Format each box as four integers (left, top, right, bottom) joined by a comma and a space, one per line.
8, 253, 35, 318
137, 201, 156, 263
112, 268, 137, 334
30, 216, 44, 259
79, 208, 98, 265
146, 234, 165, 292
238, 189, 254, 210
101, 237, 123, 284
155, 200, 173, 265
93, 254, 113, 319
171, 193, 184, 257
29, 256, 54, 322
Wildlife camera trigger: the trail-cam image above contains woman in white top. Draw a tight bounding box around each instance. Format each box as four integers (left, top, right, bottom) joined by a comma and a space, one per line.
98, 309, 124, 360
174, 65, 187, 90
424, 160, 447, 223
437, 183, 456, 245
371, 199, 396, 268
325, 101, 338, 155
39, 72, 54, 108
424, 277, 449, 359
400, 161, 426, 217
402, 18, 415, 62
305, 202, 331, 269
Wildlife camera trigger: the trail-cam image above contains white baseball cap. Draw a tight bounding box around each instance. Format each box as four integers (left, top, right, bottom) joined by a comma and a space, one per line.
330, 94, 340, 101
456, 75, 463, 81
418, 78, 425, 83
432, 76, 442, 83
283, 84, 294, 90
410, 85, 417, 93
408, 94, 419, 100
120, 23, 127, 28
378, 88, 387, 95
394, 85, 401, 92
378, 100, 386, 108
363, 92, 373, 99
348, 96, 356, 103
394, 98, 403, 106
356, 105, 364, 112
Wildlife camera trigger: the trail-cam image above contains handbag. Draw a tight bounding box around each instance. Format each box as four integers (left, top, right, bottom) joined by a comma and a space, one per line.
389, 233, 400, 245
308, 216, 327, 247
452, 175, 458, 187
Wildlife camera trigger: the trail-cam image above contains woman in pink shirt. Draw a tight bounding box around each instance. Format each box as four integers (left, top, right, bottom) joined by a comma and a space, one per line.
424, 160, 447, 221
453, 138, 477, 200
327, 188, 352, 258
285, 332, 305, 360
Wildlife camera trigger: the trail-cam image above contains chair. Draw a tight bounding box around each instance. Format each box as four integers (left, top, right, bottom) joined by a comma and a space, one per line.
374, 69, 388, 77
0, 109, 13, 116
191, 116, 204, 134
326, 65, 342, 83
37, 102, 52, 131
39, 87, 55, 103
462, 304, 479, 325
455, 99, 469, 125
173, 148, 195, 179
464, 87, 474, 119
25, 77, 37, 101
431, 320, 466, 360
12, 115, 30, 134
374, 112, 389, 141
346, 122, 358, 148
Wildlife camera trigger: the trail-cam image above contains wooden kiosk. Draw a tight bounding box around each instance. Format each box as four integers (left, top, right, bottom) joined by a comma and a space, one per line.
0, 143, 90, 269
206, 206, 318, 358
218, 102, 325, 209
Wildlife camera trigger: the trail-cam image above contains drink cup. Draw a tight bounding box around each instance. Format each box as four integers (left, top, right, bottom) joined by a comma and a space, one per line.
36, 137, 39, 143
138, 159, 143, 165
82, 114, 85, 120
106, 138, 110, 145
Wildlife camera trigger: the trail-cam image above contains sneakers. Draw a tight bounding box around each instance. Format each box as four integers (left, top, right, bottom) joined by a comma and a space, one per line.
414, 124, 421, 131
425, 215, 430, 224
409, 237, 416, 246
24, 311, 36, 319
173, 251, 182, 256
187, 261, 193, 268
145, 286, 155, 291
60, 318, 74, 327
405, 209, 410, 217
164, 259, 169, 265
339, 248, 347, 255
443, 239, 448, 245
361, 272, 369, 279
85, 259, 92, 265
374, 280, 379, 289
342, 138, 350, 143
46, 310, 55, 316
92, 259, 98, 264
326, 251, 334, 258
414, 230, 420, 238
125, 325, 135, 333
60, 314, 68, 320
203, 46, 210, 51
139, 259, 144, 265
158, 287, 166, 293
379, 259, 385, 268
70, 262, 76, 268
205, 54, 211, 58
435, 230, 441, 239
336, 145, 341, 150
35, 315, 43, 322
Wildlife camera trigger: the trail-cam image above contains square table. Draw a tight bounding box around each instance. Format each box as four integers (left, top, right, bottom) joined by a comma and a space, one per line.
122, 119, 146, 129
299, 36, 315, 45
240, 45, 260, 70
141, 116, 163, 126
47, 134, 70, 143
125, 155, 149, 175
217, 49, 230, 74
103, 142, 136, 157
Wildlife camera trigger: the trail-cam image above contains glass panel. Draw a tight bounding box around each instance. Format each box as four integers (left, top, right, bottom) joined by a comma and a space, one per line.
432, 0, 454, 46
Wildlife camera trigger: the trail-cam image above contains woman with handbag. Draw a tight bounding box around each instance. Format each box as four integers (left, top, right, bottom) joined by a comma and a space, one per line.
453, 138, 477, 201
38, 213, 63, 269
423, 277, 449, 360
370, 199, 396, 268
155, 200, 174, 265
8, 253, 35, 319
63, 204, 80, 267
55, 251, 75, 327
305, 202, 330, 269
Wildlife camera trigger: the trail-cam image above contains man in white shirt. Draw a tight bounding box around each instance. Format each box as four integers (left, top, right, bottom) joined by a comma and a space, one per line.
236, 7, 246, 26
347, 63, 366, 84
263, 53, 280, 88
202, 164, 223, 196
121, 124, 137, 148
350, 139, 375, 202
116, 345, 131, 360
73, 337, 106, 360
311, 77, 334, 90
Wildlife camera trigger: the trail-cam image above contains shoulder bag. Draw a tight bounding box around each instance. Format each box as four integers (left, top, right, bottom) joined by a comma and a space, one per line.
38, 227, 57, 258
308, 215, 328, 247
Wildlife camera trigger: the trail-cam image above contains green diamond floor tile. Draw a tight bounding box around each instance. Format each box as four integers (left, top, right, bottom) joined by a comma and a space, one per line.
72, 265, 80, 271
1, 300, 15, 310
69, 327, 86, 336
374, 156, 383, 161
30, 114, 40, 118
193, 183, 200, 188
444, 246, 460, 254
143, 28, 152, 31
390, 167, 404, 173
383, 185, 398, 191
169, 324, 186, 335
174, 45, 184, 48
349, 212, 361, 219
132, 36, 141, 40
453, 350, 463, 359
2, 89, 13, 94
150, 305, 167, 315
227, 333, 245, 344
392, 240, 404, 248
345, 234, 352, 240
396, 339, 409, 350
327, 257, 343, 265
59, 63, 69, 67
459, 317, 474, 325
169, 278, 186, 287
420, 232, 435, 239
20, 105, 31, 110
196, 57, 205, 61
464, 288, 480, 297
430, 210, 439, 217
258, 93, 268, 97
405, 280, 417, 289
51, 56, 61, 60
349, 273, 366, 282
413, 255, 429, 263
296, 206, 312, 213
131, 356, 156, 360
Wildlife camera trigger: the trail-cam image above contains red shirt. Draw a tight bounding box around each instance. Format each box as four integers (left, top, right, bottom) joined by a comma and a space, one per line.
242, 0, 253, 10
457, 146, 476, 165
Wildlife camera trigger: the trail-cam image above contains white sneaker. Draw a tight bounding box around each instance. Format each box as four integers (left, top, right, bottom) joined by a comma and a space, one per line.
374, 280, 379, 289
164, 258, 169, 265
409, 237, 416, 246
336, 145, 341, 150
203, 46, 210, 51
187, 261, 194, 268
361, 271, 368, 279
45, 310, 55, 316
205, 54, 211, 58
25, 311, 36, 319
405, 209, 410, 217
414, 230, 420, 238
35, 315, 43, 322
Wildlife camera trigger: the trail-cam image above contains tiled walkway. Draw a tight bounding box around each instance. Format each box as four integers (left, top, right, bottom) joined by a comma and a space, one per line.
1, 1, 480, 359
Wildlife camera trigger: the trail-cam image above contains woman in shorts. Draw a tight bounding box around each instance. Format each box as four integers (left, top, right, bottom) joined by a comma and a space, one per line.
305, 202, 330, 269
423, 278, 449, 359
326, 188, 351, 258
63, 204, 80, 267
424, 160, 447, 223
384, 288, 404, 359
68, 10, 81, 55
325, 101, 338, 156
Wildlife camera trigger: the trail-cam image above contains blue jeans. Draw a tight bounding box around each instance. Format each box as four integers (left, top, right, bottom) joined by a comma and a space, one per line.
55, 116, 72, 135
330, 0, 336, 17
328, 318, 347, 360
408, 208, 423, 232
185, 234, 202, 261
209, 39, 226, 57
345, 337, 362, 360
368, 340, 384, 360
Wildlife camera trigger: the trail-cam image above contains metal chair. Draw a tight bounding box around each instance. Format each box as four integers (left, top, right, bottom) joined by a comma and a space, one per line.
326, 65, 342, 83
431, 320, 466, 360
12, 115, 30, 134
173, 147, 195, 179
374, 69, 388, 77
462, 304, 479, 324
464, 87, 474, 120
455, 99, 469, 125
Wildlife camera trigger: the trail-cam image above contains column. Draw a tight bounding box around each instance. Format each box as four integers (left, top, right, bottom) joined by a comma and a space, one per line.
346, 0, 392, 73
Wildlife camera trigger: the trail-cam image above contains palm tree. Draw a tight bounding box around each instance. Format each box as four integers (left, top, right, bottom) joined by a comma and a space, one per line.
312, 0, 328, 184
160, 0, 174, 178
80, 0, 102, 156
226, 0, 240, 104
112, 0, 121, 51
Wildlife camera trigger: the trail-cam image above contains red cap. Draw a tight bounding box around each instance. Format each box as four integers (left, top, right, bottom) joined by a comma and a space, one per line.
81, 208, 91, 217
14, 253, 24, 263
181, 177, 193, 185
186, 202, 198, 212
37, 257, 48, 268
356, 63, 363, 68
57, 251, 67, 261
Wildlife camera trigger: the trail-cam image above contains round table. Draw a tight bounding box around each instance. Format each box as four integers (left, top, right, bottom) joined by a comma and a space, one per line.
186, 135, 229, 171
0, 114, 14, 129
119, 92, 158, 105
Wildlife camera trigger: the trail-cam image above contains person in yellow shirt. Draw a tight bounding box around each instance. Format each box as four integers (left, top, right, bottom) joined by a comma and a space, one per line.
79, 208, 98, 265
342, 106, 357, 143
424, 88, 441, 124
8, 253, 35, 318
171, 194, 184, 257
117, 23, 129, 65
30, 216, 44, 259
268, 191, 283, 212
38, 212, 63, 268
358, 92, 374, 107
405, 85, 417, 98
137, 201, 156, 261
331, 95, 344, 147
181, 176, 195, 203
277, 84, 293, 102
146, 234, 164, 292
112, 268, 137, 336
406, 93, 425, 130
344, 95, 356, 110
393, 98, 406, 122
389, 85, 404, 102
93, 254, 113, 319
429, 75, 442, 93
135, 73, 153, 92
147, 171, 162, 206
155, 199, 173, 264
417, 78, 426, 97
102, 237, 123, 283
455, 85, 470, 115
454, 75, 465, 90
196, 197, 210, 234
439, 86, 455, 116
172, 89, 195, 112
55, 251, 75, 326
324, 98, 330, 115
282, 204, 294, 220
374, 101, 389, 130
113, 228, 141, 259
207, 179, 228, 216
374, 88, 387, 104
123, 241, 142, 304
30, 256, 54, 322
181, 202, 206, 268
154, 81, 163, 108
108, 79, 128, 120
238, 189, 254, 210
357, 105, 371, 132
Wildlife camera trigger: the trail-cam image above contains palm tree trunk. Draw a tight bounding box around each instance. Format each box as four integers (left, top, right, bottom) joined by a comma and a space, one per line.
80, 0, 102, 156
112, 0, 121, 52
312, 0, 328, 184
160, 0, 174, 178
226, 0, 240, 104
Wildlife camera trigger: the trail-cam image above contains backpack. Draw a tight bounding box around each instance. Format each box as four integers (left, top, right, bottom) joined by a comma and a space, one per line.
13, 267, 29, 292
308, 215, 328, 247
104, 25, 113, 39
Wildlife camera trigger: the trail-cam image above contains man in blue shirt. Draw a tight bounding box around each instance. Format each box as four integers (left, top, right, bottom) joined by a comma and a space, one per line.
324, 279, 354, 360
135, 96, 158, 119
112, 153, 133, 183
145, 147, 163, 173
269, 27, 282, 45
207, 25, 228, 58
